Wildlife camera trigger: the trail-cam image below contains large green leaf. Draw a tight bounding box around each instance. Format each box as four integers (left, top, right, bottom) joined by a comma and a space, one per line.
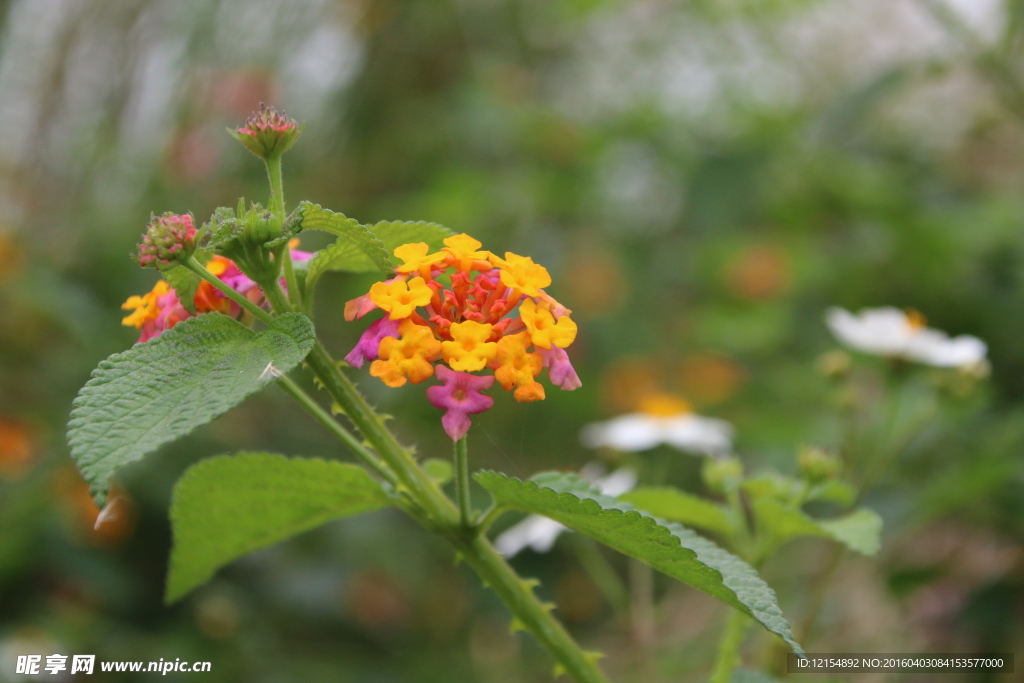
299, 202, 393, 276
621, 487, 733, 537
752, 499, 882, 556
477, 471, 802, 654
306, 219, 454, 291
167, 452, 392, 602
67, 313, 315, 504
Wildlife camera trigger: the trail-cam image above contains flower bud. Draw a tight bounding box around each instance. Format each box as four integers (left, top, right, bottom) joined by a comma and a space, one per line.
137, 213, 196, 268
702, 457, 744, 495
229, 103, 302, 159
798, 446, 841, 483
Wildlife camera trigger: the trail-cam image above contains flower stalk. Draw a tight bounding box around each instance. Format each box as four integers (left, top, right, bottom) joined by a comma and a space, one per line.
454, 435, 472, 529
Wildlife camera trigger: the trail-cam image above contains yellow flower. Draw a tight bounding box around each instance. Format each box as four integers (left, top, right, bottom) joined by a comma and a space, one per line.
495, 252, 552, 297
492, 332, 546, 402
121, 280, 173, 328
394, 243, 446, 276
519, 298, 577, 350
443, 234, 491, 271
442, 320, 498, 371
370, 320, 442, 387
369, 277, 433, 320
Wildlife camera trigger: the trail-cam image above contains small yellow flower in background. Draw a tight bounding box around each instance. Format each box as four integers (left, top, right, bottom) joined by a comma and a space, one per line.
442, 321, 498, 372
519, 298, 577, 349
370, 320, 442, 387
369, 277, 434, 320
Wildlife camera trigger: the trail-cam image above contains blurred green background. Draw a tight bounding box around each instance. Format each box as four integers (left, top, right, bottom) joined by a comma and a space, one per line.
0, 0, 1022, 681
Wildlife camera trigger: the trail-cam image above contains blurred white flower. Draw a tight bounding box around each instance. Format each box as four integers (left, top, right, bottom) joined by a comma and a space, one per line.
495, 465, 637, 558
825, 307, 987, 368
579, 394, 733, 457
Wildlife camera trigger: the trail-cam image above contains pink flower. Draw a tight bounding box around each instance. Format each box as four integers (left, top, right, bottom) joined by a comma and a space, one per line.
344, 318, 401, 368
539, 346, 582, 391
426, 365, 495, 440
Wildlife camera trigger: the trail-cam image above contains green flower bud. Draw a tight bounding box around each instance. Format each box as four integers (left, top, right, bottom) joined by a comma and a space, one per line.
702, 457, 744, 494
798, 446, 841, 483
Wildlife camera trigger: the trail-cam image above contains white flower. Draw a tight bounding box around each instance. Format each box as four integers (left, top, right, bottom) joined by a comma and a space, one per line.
494, 465, 637, 558
578, 394, 733, 457
825, 307, 987, 368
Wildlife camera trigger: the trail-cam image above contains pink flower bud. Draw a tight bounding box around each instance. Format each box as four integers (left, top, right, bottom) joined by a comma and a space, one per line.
137, 213, 197, 268
229, 103, 302, 159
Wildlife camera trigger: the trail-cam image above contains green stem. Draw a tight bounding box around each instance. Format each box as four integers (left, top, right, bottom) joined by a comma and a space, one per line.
455, 436, 471, 529
274, 374, 397, 487
570, 536, 629, 617
264, 279, 294, 315
475, 504, 506, 532
282, 247, 304, 310
183, 257, 272, 324
452, 534, 612, 683
629, 559, 658, 683
265, 153, 286, 224
711, 610, 749, 683
306, 341, 456, 524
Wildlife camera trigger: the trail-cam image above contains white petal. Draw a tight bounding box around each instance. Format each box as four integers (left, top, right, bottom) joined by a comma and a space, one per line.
663, 415, 734, 456
579, 414, 667, 451
825, 306, 915, 356
494, 515, 566, 557
597, 468, 638, 497
904, 331, 987, 367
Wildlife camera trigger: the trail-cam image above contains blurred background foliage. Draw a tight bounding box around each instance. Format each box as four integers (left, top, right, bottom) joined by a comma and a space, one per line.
0, 0, 1022, 680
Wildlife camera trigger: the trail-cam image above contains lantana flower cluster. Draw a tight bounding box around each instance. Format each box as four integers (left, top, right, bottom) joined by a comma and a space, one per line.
345, 234, 582, 440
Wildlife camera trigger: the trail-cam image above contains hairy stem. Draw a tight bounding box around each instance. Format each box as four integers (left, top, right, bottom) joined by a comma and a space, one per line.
454, 436, 471, 529
265, 153, 286, 224
275, 375, 397, 487
452, 534, 612, 683
183, 257, 272, 324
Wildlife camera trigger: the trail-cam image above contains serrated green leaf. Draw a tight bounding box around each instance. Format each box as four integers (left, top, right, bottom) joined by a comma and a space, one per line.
620, 487, 733, 537
67, 313, 316, 505
167, 452, 392, 603
299, 202, 392, 276
477, 471, 802, 654
816, 509, 883, 556
306, 218, 454, 292
752, 499, 882, 556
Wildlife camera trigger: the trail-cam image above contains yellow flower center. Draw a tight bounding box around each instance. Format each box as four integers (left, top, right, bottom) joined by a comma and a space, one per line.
905, 308, 927, 331
638, 393, 692, 417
